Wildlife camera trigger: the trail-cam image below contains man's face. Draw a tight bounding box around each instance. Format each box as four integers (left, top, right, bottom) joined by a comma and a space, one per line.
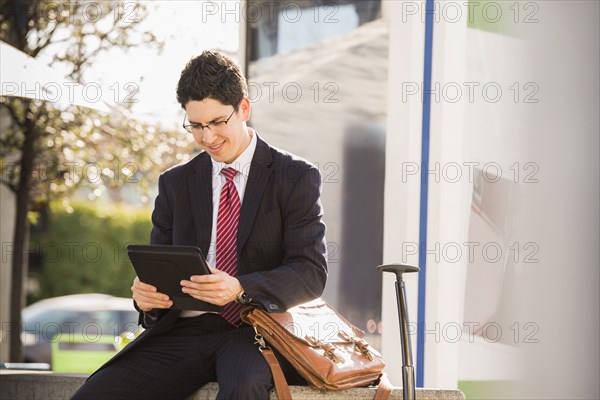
184, 98, 252, 164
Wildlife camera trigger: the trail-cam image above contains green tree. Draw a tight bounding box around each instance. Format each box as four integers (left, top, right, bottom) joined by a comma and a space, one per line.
29, 201, 153, 304
0, 1, 194, 361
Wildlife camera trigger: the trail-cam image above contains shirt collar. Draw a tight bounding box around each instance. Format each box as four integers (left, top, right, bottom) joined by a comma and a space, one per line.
211, 128, 257, 178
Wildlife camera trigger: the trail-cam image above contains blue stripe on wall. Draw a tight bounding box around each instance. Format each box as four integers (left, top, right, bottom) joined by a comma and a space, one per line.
417, 0, 435, 388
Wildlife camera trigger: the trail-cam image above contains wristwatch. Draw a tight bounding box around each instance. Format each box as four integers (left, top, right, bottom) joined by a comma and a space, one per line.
236, 289, 252, 305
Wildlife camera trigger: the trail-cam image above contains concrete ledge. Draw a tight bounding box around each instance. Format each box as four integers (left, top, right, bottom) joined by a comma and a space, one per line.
0, 371, 465, 400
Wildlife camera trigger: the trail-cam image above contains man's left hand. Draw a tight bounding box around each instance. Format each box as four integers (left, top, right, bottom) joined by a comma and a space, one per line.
180, 267, 243, 306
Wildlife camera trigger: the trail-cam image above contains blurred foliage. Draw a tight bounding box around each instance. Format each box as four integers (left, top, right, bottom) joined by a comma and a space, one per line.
0, 0, 195, 205
0, 0, 164, 79
0, 0, 196, 290
28, 201, 152, 304
0, 1, 196, 360
1, 97, 195, 205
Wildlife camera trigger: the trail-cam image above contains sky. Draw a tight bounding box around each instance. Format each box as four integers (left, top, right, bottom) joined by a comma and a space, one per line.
84, 1, 241, 130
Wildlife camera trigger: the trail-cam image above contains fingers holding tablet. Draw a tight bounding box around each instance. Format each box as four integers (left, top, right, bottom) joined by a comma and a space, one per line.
132, 276, 173, 312
127, 244, 223, 312
181, 268, 243, 306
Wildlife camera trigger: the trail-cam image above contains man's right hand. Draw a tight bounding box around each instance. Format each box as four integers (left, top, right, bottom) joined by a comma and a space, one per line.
131, 276, 173, 312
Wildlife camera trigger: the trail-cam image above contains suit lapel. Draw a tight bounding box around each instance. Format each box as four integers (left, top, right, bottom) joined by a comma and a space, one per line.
188, 153, 213, 257
237, 135, 273, 257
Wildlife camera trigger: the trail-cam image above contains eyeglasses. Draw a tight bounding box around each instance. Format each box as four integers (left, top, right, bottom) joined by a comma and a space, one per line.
182, 108, 236, 133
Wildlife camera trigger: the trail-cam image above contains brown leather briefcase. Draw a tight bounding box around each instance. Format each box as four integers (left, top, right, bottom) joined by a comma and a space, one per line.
241, 299, 392, 400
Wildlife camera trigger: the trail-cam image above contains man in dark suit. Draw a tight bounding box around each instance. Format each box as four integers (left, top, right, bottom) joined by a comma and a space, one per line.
72, 51, 327, 399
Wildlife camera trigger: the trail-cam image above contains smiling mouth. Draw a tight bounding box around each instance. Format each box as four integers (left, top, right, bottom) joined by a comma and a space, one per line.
206, 142, 225, 152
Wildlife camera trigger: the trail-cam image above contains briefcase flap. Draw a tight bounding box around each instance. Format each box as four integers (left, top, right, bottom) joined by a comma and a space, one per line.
241, 298, 386, 390
244, 299, 381, 357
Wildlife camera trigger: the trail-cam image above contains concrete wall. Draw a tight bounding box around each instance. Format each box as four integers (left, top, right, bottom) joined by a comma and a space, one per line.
0, 372, 466, 400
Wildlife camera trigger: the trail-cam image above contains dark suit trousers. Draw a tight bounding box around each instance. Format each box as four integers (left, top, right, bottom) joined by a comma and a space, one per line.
71, 314, 304, 400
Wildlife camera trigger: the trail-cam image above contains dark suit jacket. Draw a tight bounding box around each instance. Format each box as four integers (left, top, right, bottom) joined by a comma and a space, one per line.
89, 134, 327, 377
136, 133, 328, 336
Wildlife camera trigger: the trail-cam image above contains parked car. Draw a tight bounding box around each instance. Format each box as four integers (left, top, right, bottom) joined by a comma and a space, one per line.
22, 294, 140, 367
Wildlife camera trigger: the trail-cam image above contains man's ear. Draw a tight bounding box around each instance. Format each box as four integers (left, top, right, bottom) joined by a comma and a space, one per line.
240, 97, 251, 121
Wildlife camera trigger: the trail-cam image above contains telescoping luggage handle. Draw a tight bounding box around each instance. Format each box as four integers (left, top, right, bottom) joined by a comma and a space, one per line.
378, 264, 420, 400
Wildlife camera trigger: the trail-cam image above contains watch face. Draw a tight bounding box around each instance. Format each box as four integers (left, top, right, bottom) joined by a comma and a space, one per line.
237, 292, 251, 305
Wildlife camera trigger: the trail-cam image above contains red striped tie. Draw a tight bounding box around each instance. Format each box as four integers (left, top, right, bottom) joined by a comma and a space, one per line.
216, 167, 243, 327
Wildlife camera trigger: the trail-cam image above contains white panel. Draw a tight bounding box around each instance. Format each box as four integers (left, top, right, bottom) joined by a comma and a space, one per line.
381, 2, 425, 387
422, 2, 470, 389
0, 185, 16, 363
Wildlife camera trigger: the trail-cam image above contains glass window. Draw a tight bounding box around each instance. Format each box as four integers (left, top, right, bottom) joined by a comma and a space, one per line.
247, 0, 381, 62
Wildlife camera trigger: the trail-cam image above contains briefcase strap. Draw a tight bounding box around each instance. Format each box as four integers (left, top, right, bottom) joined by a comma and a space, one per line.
261, 347, 293, 400
374, 374, 394, 400
257, 345, 393, 400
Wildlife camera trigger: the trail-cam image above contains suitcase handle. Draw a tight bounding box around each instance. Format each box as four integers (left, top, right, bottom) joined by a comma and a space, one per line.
378, 264, 419, 400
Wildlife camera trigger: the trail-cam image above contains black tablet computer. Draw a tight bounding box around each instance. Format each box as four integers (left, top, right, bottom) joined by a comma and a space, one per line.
127, 244, 223, 312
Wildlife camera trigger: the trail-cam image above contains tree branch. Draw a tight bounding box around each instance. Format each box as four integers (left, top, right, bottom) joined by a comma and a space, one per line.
4, 102, 25, 128
31, 21, 61, 57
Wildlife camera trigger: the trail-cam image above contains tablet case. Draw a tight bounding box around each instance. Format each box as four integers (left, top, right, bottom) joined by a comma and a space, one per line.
127, 244, 223, 312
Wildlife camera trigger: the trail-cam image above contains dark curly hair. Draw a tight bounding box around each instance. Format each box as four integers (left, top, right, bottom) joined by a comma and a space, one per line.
176, 50, 248, 111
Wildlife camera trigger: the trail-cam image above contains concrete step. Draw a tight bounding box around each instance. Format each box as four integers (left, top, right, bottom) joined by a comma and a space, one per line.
0, 371, 465, 400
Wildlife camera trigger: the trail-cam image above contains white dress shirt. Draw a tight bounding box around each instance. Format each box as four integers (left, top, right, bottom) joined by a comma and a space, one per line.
180, 129, 258, 317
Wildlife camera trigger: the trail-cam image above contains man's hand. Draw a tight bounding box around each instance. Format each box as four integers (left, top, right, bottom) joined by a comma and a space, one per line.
180, 267, 243, 306
131, 276, 173, 312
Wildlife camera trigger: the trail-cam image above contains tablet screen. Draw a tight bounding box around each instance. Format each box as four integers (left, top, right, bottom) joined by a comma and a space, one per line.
127, 244, 223, 312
